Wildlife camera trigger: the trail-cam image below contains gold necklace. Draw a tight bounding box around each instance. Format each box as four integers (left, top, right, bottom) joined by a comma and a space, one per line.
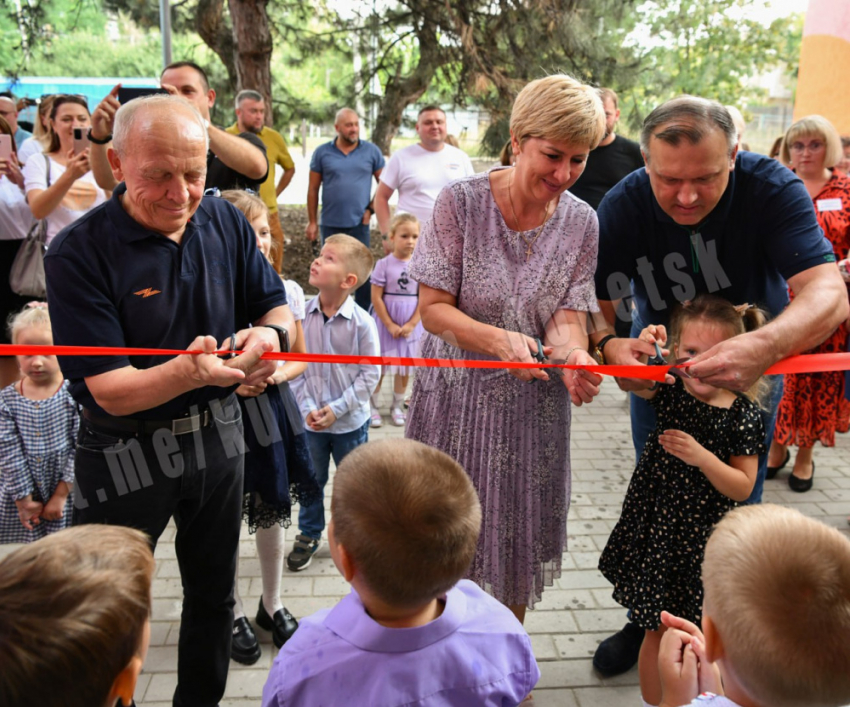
507, 171, 550, 262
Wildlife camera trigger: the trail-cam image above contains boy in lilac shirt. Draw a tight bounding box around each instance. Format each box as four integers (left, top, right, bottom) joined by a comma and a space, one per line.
262, 439, 540, 706
657, 505, 850, 707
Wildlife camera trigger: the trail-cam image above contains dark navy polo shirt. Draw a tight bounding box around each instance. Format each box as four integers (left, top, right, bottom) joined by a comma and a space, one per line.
310, 139, 385, 228
44, 184, 287, 419
595, 150, 835, 329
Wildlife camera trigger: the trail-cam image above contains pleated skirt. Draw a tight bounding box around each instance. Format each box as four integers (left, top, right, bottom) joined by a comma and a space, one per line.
405, 333, 571, 608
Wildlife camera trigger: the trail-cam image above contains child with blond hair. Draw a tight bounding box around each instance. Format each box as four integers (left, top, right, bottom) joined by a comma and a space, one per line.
287, 234, 380, 571
262, 439, 540, 706
369, 212, 423, 427
0, 303, 77, 543
658, 504, 850, 707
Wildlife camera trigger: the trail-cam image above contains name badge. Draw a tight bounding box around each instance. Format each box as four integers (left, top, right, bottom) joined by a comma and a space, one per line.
818, 198, 842, 212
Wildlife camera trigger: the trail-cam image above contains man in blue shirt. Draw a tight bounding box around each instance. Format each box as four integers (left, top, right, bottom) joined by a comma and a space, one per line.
306, 108, 384, 309
45, 95, 293, 707
588, 96, 849, 679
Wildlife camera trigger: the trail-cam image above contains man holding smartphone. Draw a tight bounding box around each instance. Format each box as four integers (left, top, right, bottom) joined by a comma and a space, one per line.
89, 61, 268, 193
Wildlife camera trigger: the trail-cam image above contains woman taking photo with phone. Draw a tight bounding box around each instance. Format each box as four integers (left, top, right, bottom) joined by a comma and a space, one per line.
22, 95, 109, 245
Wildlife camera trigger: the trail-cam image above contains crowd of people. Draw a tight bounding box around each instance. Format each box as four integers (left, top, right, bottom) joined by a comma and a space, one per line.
0, 63, 850, 707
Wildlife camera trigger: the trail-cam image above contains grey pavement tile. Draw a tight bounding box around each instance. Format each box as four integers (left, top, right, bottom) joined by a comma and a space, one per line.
574, 685, 642, 706
538, 657, 603, 688
525, 609, 580, 635
573, 608, 634, 633
530, 633, 559, 661
529, 688, 580, 706
544, 570, 610, 596
552, 632, 610, 660
223, 669, 270, 698
148, 621, 172, 647
538, 589, 596, 610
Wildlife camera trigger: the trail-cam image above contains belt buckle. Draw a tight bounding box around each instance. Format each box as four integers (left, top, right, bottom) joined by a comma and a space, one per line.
172, 414, 201, 436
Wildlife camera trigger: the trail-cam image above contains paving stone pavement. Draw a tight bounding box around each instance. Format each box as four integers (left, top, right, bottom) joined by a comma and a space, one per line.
9, 382, 849, 706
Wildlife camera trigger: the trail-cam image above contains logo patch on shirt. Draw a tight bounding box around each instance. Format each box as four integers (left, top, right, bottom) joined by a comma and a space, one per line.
134, 287, 162, 298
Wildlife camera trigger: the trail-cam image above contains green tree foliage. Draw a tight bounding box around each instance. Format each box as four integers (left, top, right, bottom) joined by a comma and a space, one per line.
2, 0, 804, 152
621, 0, 800, 130
332, 0, 645, 154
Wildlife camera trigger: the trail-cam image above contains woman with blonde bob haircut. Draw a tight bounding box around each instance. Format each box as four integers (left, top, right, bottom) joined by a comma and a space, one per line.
406, 74, 606, 623
769, 113, 850, 493
780, 114, 844, 169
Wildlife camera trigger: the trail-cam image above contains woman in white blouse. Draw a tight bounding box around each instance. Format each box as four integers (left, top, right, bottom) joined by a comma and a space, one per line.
23, 95, 109, 245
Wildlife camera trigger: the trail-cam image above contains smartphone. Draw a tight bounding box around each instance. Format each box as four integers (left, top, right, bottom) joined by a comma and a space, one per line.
0, 134, 11, 162
73, 128, 89, 155
117, 86, 169, 104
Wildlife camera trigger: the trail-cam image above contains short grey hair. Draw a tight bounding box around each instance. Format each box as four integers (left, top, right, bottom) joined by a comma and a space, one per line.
235, 90, 263, 109
113, 94, 208, 156
334, 107, 358, 124
640, 96, 737, 158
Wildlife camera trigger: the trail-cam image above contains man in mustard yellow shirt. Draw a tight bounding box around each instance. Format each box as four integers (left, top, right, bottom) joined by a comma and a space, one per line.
228, 90, 296, 271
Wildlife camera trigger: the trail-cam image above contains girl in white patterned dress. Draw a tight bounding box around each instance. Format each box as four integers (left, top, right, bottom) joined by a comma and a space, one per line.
0, 304, 78, 543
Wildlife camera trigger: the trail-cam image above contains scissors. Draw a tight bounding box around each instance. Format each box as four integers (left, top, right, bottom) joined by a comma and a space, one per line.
530, 337, 565, 381
646, 340, 692, 388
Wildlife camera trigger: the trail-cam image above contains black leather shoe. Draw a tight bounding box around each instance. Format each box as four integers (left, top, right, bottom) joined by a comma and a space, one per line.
789, 460, 815, 493
766, 449, 790, 480
256, 597, 299, 649
592, 621, 644, 677
231, 616, 262, 665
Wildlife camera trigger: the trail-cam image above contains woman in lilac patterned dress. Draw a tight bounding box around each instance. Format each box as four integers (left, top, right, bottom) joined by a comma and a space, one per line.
405, 75, 606, 621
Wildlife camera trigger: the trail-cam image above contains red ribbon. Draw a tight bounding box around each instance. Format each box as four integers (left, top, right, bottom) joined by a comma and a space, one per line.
3, 345, 850, 381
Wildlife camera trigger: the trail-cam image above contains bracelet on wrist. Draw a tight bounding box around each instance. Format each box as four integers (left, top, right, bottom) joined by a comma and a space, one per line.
564, 346, 584, 365
87, 128, 112, 145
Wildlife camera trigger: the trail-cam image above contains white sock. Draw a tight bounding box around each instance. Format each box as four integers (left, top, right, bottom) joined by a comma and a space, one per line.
642, 700, 658, 707
370, 392, 381, 411
256, 523, 285, 615
392, 392, 404, 410
233, 556, 245, 620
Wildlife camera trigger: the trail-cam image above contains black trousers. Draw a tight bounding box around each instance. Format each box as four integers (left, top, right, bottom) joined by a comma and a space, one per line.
73, 396, 244, 707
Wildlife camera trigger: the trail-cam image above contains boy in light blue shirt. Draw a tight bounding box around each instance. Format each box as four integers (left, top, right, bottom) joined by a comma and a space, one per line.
288, 234, 380, 571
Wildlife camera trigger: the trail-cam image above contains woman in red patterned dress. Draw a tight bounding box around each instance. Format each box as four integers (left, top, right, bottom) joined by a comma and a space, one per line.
768, 115, 850, 492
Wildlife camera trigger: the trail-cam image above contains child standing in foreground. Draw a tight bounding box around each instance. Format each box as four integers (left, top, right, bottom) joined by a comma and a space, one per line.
219, 190, 320, 663
0, 304, 78, 543
261, 439, 540, 707
598, 295, 767, 707
288, 234, 380, 572
0, 525, 155, 707
657, 504, 850, 707
369, 213, 423, 427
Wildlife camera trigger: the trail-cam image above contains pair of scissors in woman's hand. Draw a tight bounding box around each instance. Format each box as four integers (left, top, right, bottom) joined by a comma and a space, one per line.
530, 337, 565, 380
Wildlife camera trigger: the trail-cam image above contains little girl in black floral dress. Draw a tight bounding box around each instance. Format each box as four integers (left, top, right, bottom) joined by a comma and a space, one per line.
599, 295, 767, 707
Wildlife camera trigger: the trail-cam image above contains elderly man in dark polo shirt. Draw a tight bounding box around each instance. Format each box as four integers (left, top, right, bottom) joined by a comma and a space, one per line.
587, 96, 849, 680
44, 95, 293, 707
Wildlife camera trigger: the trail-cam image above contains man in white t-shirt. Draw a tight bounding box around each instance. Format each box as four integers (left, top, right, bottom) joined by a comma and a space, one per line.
374, 106, 474, 252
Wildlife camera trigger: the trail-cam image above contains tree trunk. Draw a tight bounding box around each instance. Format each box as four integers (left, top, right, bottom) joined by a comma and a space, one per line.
228, 0, 275, 125
370, 24, 443, 155
195, 0, 238, 93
